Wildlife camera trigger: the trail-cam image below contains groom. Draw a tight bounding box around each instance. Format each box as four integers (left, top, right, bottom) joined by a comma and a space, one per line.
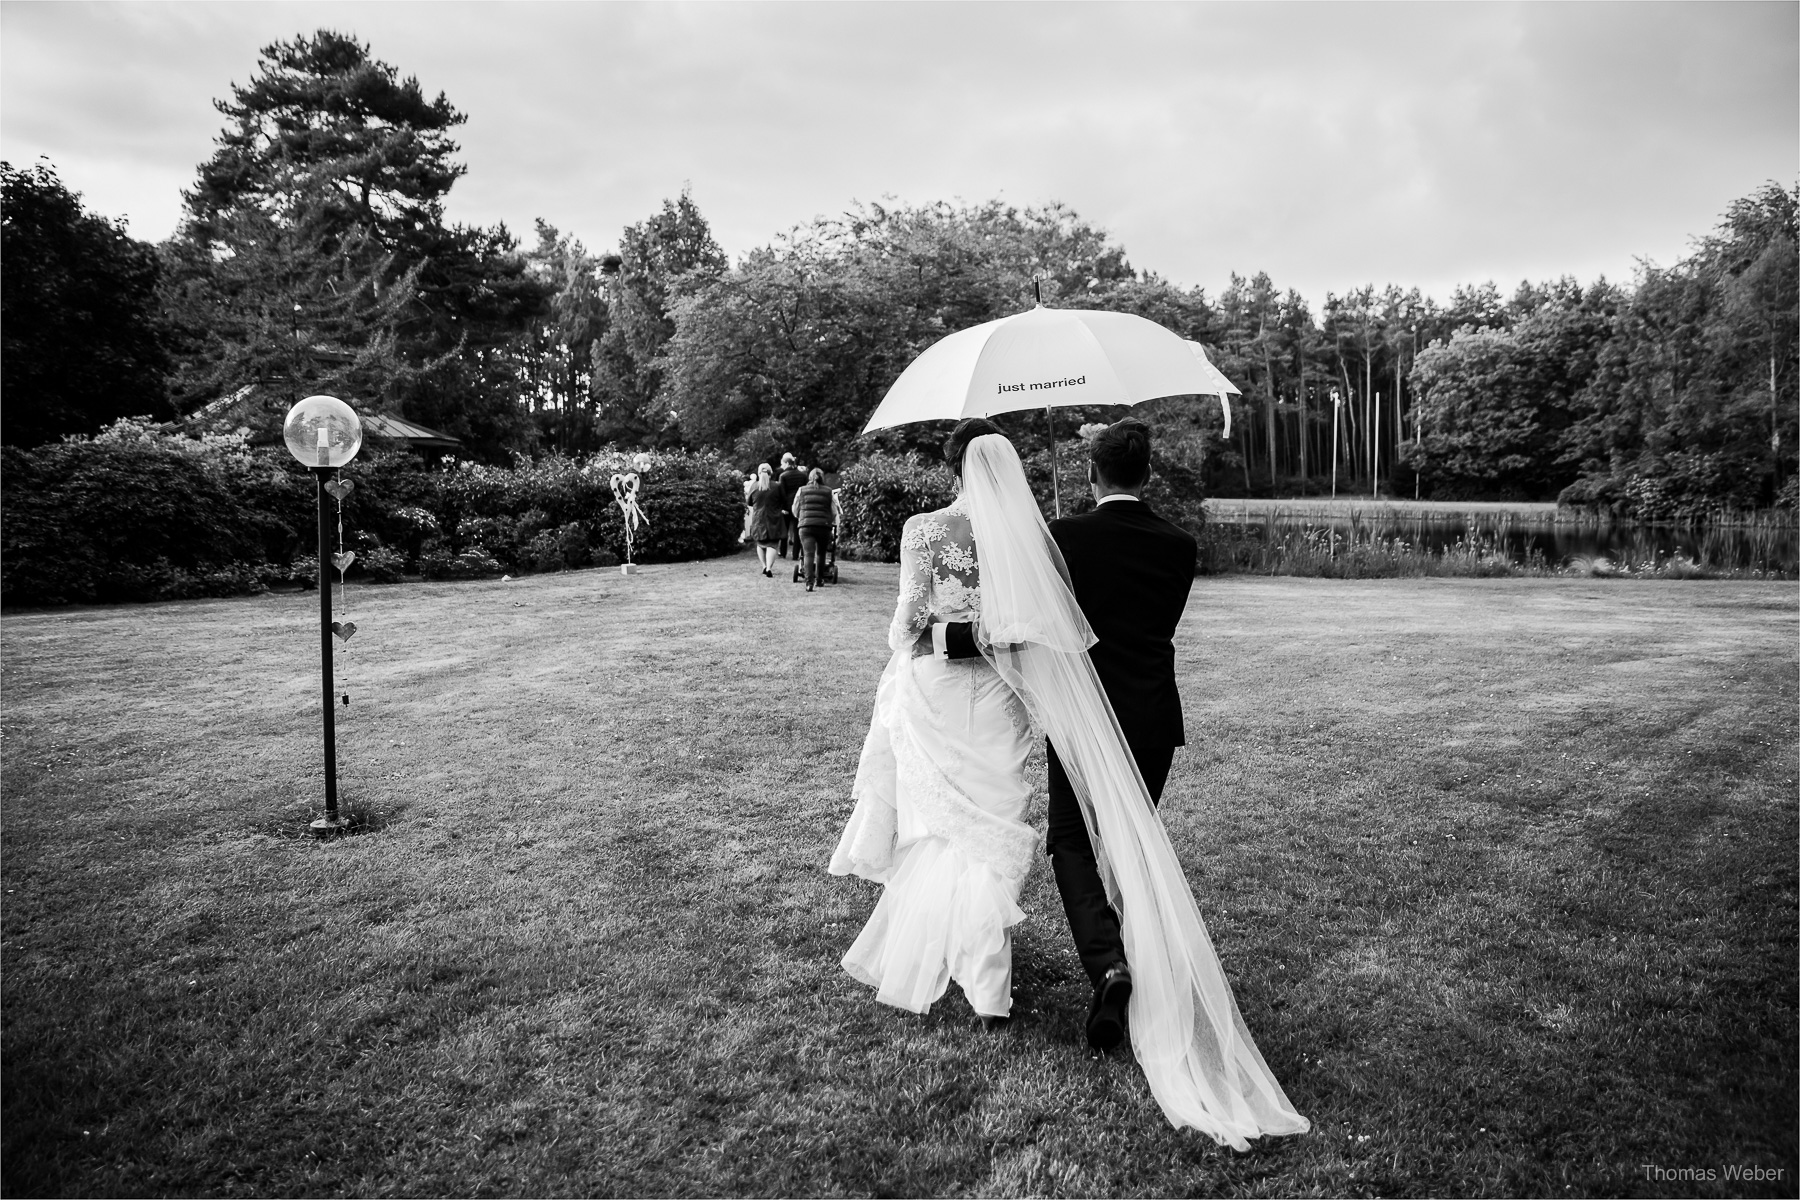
936, 418, 1197, 1049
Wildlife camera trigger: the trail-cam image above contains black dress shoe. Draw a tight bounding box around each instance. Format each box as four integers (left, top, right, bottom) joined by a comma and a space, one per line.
1086, 963, 1133, 1050
978, 1014, 1010, 1032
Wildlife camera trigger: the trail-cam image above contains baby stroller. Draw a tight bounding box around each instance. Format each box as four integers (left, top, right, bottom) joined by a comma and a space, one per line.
791, 528, 840, 586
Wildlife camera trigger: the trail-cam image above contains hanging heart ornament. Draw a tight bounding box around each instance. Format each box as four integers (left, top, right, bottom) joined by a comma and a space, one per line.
332, 621, 358, 641
331, 551, 356, 572
324, 479, 355, 501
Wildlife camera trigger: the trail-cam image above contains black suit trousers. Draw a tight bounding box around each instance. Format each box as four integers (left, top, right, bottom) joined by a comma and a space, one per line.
1045, 737, 1174, 988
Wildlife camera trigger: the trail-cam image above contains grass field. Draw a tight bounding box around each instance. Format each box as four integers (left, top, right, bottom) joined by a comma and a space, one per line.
3, 556, 1795, 1197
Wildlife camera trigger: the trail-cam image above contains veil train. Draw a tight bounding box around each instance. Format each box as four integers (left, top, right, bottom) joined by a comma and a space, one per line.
959, 434, 1309, 1149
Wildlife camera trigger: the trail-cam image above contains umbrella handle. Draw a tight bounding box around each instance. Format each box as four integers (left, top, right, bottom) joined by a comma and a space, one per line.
1046, 405, 1061, 519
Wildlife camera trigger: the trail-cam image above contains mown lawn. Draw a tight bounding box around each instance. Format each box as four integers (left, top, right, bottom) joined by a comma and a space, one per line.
2, 558, 1795, 1198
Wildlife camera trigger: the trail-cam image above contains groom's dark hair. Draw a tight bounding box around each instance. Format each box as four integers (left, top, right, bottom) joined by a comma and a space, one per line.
944, 417, 1005, 476
1090, 418, 1152, 489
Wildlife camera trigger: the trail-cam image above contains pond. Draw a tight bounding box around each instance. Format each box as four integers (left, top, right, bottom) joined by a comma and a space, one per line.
1206, 510, 1799, 575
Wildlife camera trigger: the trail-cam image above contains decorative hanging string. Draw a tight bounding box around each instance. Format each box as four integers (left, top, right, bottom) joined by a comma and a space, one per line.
325, 478, 358, 645
611, 472, 650, 564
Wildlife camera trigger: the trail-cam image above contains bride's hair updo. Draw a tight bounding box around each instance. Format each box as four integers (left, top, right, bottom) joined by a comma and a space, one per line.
944, 417, 1006, 476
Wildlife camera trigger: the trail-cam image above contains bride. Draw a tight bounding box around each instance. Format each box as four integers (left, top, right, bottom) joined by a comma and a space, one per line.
830, 419, 1036, 1026
830, 420, 1310, 1150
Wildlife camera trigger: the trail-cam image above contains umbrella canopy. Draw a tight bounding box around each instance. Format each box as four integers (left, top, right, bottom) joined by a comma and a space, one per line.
862, 306, 1216, 433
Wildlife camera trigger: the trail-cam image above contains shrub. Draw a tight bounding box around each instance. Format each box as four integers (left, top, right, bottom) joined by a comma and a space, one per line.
1622, 452, 1764, 522
1141, 446, 1208, 535
1556, 474, 1626, 514
332, 450, 441, 555
1561, 452, 1766, 522
582, 450, 744, 564
1019, 446, 1097, 524
837, 454, 956, 561
264, 556, 319, 591
1, 429, 749, 605
528, 522, 593, 572
836, 437, 1206, 564
419, 543, 504, 581
350, 546, 407, 584
0, 425, 292, 605
434, 450, 741, 567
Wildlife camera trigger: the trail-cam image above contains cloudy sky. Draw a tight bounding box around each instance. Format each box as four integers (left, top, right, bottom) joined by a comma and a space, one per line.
3, 2, 1794, 308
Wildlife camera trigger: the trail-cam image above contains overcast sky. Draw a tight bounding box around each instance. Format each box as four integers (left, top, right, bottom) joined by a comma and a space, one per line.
3, 2, 1794, 309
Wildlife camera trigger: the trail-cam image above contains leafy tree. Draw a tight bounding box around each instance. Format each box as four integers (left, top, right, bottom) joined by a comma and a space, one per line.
519, 220, 609, 454
1322, 285, 1386, 488
592, 191, 728, 446
1, 161, 170, 446
659, 199, 1141, 467
1408, 281, 1615, 499
1555, 183, 1797, 511
158, 178, 427, 428
182, 30, 465, 257
162, 30, 549, 458
390, 220, 550, 457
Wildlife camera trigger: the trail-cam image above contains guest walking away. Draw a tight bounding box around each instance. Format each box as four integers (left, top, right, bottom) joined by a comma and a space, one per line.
778, 453, 807, 559
792, 468, 839, 592
832, 418, 1309, 1150
745, 463, 786, 576
739, 471, 757, 544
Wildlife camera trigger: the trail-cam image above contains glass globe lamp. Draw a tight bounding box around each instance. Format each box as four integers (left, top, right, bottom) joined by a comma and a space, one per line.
283, 395, 363, 469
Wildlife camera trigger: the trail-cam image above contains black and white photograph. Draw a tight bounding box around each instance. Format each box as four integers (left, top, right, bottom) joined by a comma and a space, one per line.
1, 2, 1795, 1196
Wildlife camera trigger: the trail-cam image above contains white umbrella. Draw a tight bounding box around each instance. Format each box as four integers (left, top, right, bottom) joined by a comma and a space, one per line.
864, 306, 1216, 431
863, 305, 1220, 514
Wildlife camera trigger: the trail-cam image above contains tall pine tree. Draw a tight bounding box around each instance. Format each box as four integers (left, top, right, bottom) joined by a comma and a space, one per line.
162, 30, 548, 457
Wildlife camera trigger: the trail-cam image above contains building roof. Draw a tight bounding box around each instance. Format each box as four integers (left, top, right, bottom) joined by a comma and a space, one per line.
361, 413, 464, 452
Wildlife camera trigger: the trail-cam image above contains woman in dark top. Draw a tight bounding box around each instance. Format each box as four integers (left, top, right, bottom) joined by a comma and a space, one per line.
791, 468, 838, 591
745, 463, 787, 577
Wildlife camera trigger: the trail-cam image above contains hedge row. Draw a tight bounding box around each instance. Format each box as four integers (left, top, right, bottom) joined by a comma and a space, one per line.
1557, 450, 1788, 521
836, 445, 1208, 563
3, 423, 1212, 604
1, 421, 744, 606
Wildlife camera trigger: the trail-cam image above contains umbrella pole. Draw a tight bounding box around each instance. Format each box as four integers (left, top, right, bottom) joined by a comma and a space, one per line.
1046, 405, 1061, 519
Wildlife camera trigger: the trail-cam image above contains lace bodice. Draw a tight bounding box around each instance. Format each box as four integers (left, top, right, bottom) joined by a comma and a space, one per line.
887, 494, 980, 653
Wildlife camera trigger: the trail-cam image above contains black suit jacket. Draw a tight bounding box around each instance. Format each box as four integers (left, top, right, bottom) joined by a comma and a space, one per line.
946, 498, 1197, 748
778, 469, 807, 507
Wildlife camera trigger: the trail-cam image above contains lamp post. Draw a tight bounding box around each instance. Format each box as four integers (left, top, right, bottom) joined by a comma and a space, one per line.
282, 395, 364, 835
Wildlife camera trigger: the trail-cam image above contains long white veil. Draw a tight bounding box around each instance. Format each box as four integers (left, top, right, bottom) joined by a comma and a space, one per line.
960, 434, 1310, 1150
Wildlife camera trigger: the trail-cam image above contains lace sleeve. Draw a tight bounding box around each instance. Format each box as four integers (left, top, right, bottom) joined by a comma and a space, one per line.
886, 516, 934, 652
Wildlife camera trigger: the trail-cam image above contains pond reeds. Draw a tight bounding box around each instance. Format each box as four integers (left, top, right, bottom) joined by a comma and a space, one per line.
1198, 507, 1798, 580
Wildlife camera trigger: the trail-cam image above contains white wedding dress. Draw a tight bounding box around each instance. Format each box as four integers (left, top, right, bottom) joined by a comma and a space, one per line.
829, 494, 1036, 1017
832, 435, 1310, 1150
